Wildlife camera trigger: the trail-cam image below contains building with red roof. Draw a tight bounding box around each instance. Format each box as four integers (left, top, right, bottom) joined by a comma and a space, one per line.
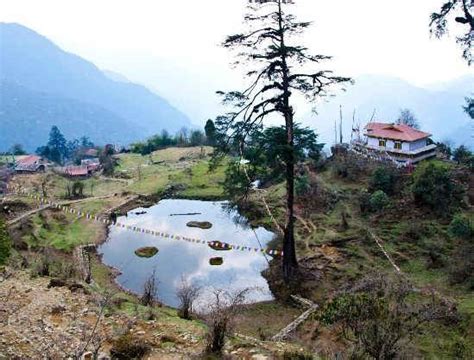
355, 122, 437, 165
14, 155, 46, 173
64, 166, 90, 178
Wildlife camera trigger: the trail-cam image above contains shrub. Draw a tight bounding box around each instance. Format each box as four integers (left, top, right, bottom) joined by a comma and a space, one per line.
369, 190, 390, 212
110, 333, 150, 360
176, 276, 201, 320
448, 214, 473, 239
449, 244, 474, 289
0, 217, 11, 265
30, 252, 77, 280
319, 275, 459, 359
141, 270, 158, 306
412, 162, 464, 213
295, 174, 311, 196
369, 166, 399, 195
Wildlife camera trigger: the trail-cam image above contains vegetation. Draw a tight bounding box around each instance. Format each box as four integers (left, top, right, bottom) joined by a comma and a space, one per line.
430, 0, 474, 65
369, 165, 399, 195
396, 108, 420, 129
130, 128, 208, 155
216, 0, 350, 282
176, 276, 201, 320
0, 216, 11, 265
134, 246, 159, 258
36, 125, 97, 165
320, 275, 459, 359
412, 161, 465, 214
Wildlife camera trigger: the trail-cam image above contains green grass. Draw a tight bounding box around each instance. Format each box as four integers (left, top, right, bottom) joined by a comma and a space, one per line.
25, 212, 101, 251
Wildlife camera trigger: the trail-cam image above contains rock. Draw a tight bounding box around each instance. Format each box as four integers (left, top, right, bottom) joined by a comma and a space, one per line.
81, 352, 93, 360
47, 279, 67, 288
51, 305, 66, 315
186, 221, 213, 229
252, 355, 269, 360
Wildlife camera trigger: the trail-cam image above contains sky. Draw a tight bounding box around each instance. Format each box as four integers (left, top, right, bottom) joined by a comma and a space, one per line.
1, 0, 473, 124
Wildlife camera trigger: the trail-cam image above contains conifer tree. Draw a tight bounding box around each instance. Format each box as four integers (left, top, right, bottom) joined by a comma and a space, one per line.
216, 0, 350, 281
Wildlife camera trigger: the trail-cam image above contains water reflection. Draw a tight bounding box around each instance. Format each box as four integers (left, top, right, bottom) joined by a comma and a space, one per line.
98, 199, 275, 308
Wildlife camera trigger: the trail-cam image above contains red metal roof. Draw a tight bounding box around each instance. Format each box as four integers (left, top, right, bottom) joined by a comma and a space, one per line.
16, 155, 42, 166
365, 122, 431, 142
65, 166, 89, 177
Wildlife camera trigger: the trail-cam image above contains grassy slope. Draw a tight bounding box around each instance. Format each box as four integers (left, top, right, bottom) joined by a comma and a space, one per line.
7, 148, 472, 356
243, 161, 473, 357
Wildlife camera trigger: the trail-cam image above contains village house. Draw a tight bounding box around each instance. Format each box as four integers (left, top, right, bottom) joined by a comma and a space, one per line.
14, 155, 46, 173
354, 122, 437, 165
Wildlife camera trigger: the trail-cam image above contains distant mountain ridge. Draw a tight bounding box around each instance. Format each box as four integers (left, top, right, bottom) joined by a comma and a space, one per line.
0, 22, 191, 151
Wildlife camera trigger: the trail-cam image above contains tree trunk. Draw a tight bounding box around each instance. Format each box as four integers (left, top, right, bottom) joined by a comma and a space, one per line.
277, 0, 298, 282
282, 111, 298, 282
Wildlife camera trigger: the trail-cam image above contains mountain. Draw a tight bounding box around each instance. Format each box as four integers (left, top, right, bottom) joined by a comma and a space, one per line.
0, 23, 191, 151
305, 74, 474, 149
0, 81, 141, 150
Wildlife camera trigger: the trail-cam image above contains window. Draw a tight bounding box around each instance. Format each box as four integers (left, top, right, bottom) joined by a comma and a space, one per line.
394, 142, 402, 150
379, 139, 386, 147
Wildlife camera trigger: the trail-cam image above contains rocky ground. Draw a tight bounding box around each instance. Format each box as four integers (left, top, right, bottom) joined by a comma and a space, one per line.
0, 269, 302, 359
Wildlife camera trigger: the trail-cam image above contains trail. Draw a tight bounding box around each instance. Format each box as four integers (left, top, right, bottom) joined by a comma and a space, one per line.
6, 194, 114, 226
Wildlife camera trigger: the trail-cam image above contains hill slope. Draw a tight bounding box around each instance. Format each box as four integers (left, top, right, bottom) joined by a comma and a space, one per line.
0, 22, 191, 151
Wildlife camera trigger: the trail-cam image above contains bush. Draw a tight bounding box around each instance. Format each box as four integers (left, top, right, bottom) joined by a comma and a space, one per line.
369, 166, 399, 195
30, 252, 77, 280
448, 214, 473, 239
412, 162, 464, 214
295, 174, 311, 196
319, 275, 459, 359
0, 217, 11, 265
369, 190, 390, 212
110, 333, 150, 360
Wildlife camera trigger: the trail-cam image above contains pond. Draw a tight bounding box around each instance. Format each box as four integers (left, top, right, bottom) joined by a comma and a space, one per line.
98, 199, 276, 308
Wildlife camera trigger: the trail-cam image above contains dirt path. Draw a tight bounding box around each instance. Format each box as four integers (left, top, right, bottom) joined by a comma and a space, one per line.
6, 204, 52, 226
6, 195, 114, 226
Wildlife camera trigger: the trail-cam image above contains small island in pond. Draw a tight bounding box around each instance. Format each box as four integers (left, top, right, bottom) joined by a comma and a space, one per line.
209, 257, 224, 266
186, 221, 213, 229
134, 246, 159, 258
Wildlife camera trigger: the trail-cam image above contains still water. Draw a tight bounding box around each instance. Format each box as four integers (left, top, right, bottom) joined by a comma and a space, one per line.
98, 199, 275, 308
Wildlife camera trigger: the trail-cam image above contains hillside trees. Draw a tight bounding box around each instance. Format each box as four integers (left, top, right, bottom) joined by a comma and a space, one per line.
215, 0, 350, 281
10, 144, 27, 156
396, 109, 420, 129
453, 145, 474, 167
412, 161, 465, 213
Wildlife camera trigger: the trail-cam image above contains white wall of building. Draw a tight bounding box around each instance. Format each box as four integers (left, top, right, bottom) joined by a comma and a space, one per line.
409, 139, 428, 151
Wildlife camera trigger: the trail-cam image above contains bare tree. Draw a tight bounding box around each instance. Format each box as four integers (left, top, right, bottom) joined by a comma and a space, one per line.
204, 288, 253, 355
176, 276, 201, 320
396, 108, 420, 129
215, 0, 351, 282
430, 0, 474, 65
141, 269, 159, 306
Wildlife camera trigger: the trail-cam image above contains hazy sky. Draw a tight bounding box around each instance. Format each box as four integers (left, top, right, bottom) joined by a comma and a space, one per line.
1, 0, 473, 123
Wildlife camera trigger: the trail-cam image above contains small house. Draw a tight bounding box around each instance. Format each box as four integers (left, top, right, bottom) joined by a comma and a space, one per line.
356, 122, 437, 165
64, 166, 90, 178
14, 155, 46, 173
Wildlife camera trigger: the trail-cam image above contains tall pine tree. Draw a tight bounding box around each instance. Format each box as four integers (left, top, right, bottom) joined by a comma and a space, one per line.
216, 0, 351, 281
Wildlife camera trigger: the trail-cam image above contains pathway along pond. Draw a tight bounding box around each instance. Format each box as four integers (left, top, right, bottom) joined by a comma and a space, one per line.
98, 199, 275, 308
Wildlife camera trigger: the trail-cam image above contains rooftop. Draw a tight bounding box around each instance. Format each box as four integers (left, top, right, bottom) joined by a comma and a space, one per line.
365, 122, 431, 142
16, 155, 42, 166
